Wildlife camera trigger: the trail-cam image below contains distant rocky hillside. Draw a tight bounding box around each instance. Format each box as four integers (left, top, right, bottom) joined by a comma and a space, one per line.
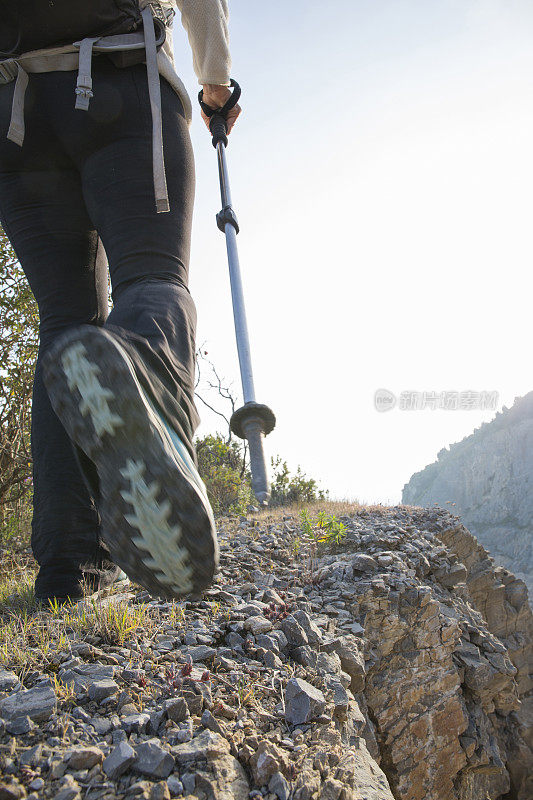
402, 392, 533, 602
0, 505, 532, 800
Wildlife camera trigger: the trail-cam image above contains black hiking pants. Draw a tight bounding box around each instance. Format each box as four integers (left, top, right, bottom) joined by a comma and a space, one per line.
0, 58, 200, 572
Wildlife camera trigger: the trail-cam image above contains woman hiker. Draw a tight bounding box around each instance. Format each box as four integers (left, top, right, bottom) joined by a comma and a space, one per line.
0, 1, 240, 604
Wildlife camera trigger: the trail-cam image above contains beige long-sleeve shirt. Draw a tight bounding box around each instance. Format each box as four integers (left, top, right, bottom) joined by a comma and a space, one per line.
157, 0, 232, 124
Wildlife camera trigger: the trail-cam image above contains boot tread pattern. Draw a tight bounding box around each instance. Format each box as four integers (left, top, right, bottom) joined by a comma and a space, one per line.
120, 458, 193, 593
61, 342, 124, 438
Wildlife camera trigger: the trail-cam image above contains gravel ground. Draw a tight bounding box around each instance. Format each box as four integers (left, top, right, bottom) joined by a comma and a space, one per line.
0, 503, 531, 800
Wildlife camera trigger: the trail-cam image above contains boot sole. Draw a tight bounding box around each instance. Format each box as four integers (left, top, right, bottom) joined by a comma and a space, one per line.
42, 326, 218, 600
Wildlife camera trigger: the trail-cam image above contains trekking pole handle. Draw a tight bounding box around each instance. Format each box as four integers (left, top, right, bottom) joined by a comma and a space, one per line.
198, 79, 241, 148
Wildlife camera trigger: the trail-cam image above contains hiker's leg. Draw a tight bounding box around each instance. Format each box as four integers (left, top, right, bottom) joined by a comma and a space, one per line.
38, 60, 217, 597
75, 61, 200, 451
0, 161, 108, 573
7, 59, 217, 600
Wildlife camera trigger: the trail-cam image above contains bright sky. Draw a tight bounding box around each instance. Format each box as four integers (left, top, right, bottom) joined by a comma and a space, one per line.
171, 0, 533, 504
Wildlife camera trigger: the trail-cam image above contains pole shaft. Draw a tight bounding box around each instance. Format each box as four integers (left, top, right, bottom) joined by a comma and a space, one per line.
216, 143, 256, 404
217, 141, 232, 209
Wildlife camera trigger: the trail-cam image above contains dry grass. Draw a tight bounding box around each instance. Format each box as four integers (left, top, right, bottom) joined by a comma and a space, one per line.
0, 498, 160, 673
0, 497, 37, 615
255, 499, 366, 520
253, 498, 409, 523
0, 593, 163, 678
0, 541, 158, 677
0, 551, 37, 620
0, 559, 37, 614
0, 610, 68, 679
65, 595, 156, 646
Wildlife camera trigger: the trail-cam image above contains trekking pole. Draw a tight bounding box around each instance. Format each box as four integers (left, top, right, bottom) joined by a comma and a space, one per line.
199, 80, 276, 506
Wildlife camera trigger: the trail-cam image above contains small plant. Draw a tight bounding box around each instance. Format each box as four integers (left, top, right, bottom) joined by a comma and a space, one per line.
223, 608, 232, 623
45, 597, 65, 618
164, 666, 183, 693
317, 513, 347, 545
291, 532, 301, 557
136, 674, 148, 689
130, 678, 151, 712
181, 654, 193, 677
236, 674, 255, 708
0, 612, 58, 676
264, 601, 292, 622
0, 565, 37, 616
167, 603, 186, 628
300, 509, 314, 537
52, 674, 76, 706
299, 510, 347, 547
205, 600, 220, 623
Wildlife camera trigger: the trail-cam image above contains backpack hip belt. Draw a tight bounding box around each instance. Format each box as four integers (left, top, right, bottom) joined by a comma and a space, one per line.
0, 5, 170, 213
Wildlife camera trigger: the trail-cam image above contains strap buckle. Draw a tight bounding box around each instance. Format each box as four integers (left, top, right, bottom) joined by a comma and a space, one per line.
0, 59, 19, 84
146, 2, 175, 27
75, 86, 94, 102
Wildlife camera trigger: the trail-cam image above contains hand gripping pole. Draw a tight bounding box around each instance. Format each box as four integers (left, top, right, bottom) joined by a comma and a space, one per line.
198, 81, 276, 505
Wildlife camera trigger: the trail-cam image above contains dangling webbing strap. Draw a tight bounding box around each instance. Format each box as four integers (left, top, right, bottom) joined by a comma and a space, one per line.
3, 46, 80, 147
141, 5, 168, 213
7, 63, 29, 147
75, 37, 98, 111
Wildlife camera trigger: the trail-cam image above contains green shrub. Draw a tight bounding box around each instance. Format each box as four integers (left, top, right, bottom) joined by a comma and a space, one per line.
0, 228, 38, 525
195, 434, 254, 515
0, 494, 32, 550
269, 456, 328, 507
195, 435, 328, 513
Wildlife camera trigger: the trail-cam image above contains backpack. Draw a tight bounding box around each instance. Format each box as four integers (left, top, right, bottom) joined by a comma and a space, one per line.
0, 1, 173, 213
0, 1, 143, 59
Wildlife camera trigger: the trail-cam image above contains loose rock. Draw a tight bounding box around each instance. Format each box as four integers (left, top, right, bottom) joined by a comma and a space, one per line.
68, 746, 104, 770
0, 685, 56, 723
268, 771, 291, 800
0, 669, 19, 692
249, 741, 287, 786
5, 715, 34, 735
103, 741, 136, 779
134, 739, 174, 779
88, 678, 119, 702
284, 677, 326, 725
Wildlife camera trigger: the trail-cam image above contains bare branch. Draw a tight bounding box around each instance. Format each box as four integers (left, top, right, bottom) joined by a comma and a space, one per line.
195, 347, 240, 443
194, 391, 231, 441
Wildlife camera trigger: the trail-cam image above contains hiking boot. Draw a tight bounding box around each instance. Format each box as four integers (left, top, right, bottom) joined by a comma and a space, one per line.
34, 560, 128, 606
42, 325, 218, 600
